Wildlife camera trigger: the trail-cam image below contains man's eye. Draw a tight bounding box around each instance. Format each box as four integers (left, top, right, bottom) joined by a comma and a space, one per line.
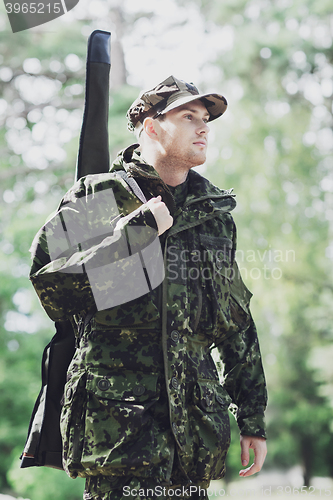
185, 114, 192, 120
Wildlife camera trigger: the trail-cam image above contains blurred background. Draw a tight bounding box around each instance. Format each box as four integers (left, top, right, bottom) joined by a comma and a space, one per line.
0, 0, 332, 498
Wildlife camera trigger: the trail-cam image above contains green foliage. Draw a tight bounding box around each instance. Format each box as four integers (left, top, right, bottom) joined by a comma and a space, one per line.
8, 448, 84, 500
109, 85, 140, 157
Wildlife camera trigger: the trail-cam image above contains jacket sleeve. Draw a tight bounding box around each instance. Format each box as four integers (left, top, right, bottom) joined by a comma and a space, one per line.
215, 261, 267, 439
30, 177, 159, 322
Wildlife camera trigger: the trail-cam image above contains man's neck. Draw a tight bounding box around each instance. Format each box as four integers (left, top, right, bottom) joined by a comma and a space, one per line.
140, 148, 190, 187
155, 163, 189, 187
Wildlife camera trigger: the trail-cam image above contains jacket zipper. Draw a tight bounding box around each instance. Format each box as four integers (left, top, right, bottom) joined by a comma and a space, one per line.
193, 286, 203, 332
193, 259, 206, 333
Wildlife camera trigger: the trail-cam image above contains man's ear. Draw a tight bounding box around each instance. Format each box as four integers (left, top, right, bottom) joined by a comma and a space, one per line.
143, 117, 159, 140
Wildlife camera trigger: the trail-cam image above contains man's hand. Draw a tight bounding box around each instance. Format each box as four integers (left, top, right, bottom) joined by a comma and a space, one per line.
147, 195, 173, 235
239, 435, 267, 477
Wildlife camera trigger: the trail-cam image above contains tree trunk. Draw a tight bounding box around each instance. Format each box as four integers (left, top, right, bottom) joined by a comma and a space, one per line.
301, 438, 313, 487
110, 6, 127, 89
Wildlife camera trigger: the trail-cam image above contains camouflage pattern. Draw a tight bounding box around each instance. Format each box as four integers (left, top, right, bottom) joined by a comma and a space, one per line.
29, 143, 267, 490
126, 75, 227, 132
30, 170, 159, 323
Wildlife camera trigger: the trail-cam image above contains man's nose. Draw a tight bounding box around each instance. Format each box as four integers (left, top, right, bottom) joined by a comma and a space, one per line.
198, 121, 210, 134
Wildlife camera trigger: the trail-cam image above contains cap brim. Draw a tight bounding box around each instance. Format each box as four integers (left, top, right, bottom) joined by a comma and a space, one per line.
159, 93, 227, 121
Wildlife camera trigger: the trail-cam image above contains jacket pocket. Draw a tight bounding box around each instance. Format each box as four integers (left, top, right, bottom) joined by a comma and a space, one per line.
199, 234, 233, 334
187, 379, 231, 482
79, 370, 160, 477
60, 372, 87, 478
229, 261, 253, 333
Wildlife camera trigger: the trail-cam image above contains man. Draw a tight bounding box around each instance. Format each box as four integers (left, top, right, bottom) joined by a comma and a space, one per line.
29, 76, 267, 499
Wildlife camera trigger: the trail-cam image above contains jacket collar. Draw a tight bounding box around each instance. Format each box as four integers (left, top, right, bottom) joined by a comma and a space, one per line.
110, 143, 236, 214
111, 143, 160, 180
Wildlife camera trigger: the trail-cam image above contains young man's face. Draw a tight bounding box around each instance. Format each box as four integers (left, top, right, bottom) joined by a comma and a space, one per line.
154, 99, 210, 168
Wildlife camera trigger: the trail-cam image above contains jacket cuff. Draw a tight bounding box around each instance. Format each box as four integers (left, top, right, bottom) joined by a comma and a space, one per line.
237, 413, 267, 439
115, 204, 158, 233
138, 205, 159, 232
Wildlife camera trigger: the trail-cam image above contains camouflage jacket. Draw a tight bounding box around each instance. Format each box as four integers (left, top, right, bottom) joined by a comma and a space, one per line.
30, 144, 267, 487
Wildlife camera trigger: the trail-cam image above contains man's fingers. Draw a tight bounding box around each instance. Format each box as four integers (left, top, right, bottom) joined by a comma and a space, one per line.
146, 196, 173, 235
240, 436, 250, 467
239, 452, 266, 477
151, 195, 162, 202
239, 461, 261, 477
239, 435, 267, 478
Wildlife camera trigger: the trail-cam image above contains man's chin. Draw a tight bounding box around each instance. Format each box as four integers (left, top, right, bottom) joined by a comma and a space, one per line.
191, 154, 206, 168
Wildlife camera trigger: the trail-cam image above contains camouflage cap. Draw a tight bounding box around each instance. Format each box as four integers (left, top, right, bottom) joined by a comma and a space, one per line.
126, 75, 227, 133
